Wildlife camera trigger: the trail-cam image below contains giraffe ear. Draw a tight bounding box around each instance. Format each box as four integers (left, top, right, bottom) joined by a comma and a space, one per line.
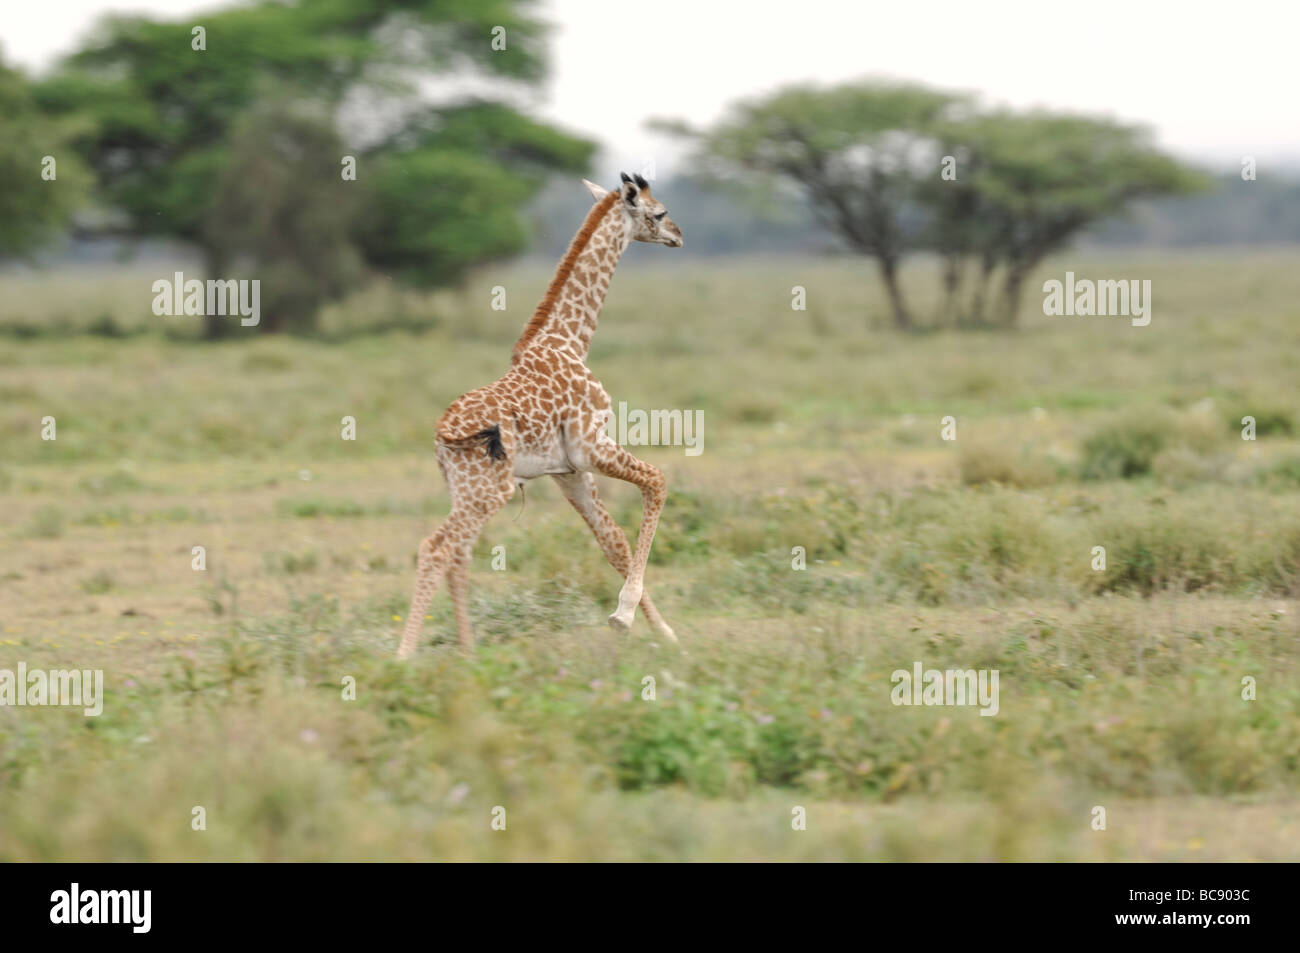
582, 178, 609, 202
620, 173, 639, 207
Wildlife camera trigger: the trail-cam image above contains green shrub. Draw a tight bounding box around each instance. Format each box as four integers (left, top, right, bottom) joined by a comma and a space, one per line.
1080, 412, 1172, 479
959, 441, 1059, 488
1228, 405, 1293, 437
1257, 455, 1300, 486
1081, 409, 1223, 481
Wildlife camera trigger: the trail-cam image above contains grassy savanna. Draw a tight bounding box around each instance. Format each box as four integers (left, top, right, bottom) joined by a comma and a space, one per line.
1, 248, 1299, 860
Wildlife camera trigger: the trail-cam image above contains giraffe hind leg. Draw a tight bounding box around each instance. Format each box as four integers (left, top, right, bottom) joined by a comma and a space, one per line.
398, 433, 515, 657
446, 544, 474, 650
397, 528, 453, 658
552, 471, 676, 642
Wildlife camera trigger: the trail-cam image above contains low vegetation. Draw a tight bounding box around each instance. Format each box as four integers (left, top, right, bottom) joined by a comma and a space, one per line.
1, 250, 1297, 859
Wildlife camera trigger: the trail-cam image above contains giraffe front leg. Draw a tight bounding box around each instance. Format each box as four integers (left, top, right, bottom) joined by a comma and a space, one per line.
581, 442, 667, 633
552, 472, 677, 642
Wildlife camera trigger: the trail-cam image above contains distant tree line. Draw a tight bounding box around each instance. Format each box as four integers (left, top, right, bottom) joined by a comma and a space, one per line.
1086, 173, 1300, 247
5, 16, 1295, 338
531, 170, 1300, 266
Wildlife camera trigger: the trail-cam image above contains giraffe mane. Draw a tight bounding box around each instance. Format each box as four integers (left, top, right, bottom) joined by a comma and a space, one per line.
511, 188, 621, 364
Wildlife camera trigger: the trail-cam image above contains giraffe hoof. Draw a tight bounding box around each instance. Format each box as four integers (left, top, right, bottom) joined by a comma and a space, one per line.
608, 611, 633, 631
655, 624, 678, 643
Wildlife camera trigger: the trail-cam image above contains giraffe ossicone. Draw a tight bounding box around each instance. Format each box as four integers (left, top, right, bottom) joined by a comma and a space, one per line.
396, 174, 684, 658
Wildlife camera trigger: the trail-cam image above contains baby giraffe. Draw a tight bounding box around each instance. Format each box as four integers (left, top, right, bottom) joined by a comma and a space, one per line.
397, 173, 683, 657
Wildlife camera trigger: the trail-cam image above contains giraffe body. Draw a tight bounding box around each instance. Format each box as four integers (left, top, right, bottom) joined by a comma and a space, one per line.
397, 174, 683, 657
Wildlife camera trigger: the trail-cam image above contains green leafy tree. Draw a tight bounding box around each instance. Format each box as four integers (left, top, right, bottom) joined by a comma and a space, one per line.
357, 101, 594, 288
34, 0, 590, 335
924, 112, 1207, 325
0, 54, 92, 261
661, 80, 1205, 331
656, 81, 963, 329
203, 100, 363, 333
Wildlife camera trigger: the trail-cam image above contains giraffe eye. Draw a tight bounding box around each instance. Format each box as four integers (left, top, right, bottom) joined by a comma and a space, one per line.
653, 211, 666, 221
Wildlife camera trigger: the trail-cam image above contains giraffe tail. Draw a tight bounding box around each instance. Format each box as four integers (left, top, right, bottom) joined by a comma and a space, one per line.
437, 420, 508, 462
470, 424, 507, 461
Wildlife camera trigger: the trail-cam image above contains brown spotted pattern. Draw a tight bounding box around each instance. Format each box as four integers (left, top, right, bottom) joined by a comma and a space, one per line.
396, 177, 682, 657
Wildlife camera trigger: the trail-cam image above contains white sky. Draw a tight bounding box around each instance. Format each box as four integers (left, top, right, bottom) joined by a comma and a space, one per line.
5, 0, 1298, 177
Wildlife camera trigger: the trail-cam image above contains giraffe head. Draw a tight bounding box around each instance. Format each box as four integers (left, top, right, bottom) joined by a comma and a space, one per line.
583, 174, 683, 248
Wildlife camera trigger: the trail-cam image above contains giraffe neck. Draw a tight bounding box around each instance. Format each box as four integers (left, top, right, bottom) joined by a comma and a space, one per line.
512, 190, 628, 366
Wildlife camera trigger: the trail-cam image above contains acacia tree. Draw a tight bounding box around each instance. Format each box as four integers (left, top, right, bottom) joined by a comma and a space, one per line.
34, 0, 592, 336
656, 81, 963, 330
661, 80, 1205, 331
924, 112, 1205, 326
917, 121, 1005, 327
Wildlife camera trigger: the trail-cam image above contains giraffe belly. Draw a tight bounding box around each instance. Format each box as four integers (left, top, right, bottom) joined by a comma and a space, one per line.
512, 444, 574, 481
